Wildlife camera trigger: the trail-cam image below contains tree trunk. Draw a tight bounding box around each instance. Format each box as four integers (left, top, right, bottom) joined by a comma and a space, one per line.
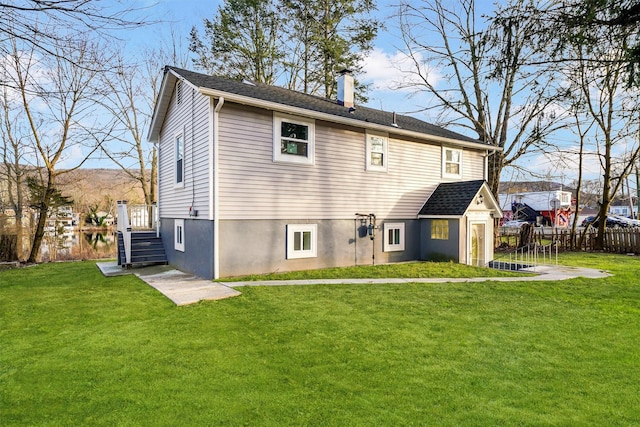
27, 173, 55, 263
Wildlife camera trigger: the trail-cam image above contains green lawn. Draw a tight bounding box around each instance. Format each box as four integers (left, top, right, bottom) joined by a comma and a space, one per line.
1, 255, 639, 426
220, 260, 527, 281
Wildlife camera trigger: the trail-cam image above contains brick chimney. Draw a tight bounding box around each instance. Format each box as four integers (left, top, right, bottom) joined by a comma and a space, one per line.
337, 69, 354, 108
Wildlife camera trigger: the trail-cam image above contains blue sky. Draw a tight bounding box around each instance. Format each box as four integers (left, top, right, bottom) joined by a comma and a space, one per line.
72, 0, 617, 187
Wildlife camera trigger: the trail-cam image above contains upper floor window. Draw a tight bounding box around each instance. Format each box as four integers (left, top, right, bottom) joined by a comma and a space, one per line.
175, 134, 184, 185
273, 113, 315, 165
366, 131, 388, 172
442, 147, 462, 179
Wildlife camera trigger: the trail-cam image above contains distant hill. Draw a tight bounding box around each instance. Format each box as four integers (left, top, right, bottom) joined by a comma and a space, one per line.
57, 168, 148, 213
1, 167, 148, 219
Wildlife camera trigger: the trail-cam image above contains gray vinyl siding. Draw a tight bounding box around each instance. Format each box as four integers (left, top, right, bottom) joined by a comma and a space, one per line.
158, 84, 211, 219
217, 103, 486, 220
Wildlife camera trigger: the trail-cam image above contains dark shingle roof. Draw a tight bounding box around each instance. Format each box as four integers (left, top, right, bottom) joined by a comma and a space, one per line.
418, 180, 486, 216
168, 66, 485, 145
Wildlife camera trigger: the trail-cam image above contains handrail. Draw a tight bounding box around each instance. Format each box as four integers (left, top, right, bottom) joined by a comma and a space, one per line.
492, 241, 558, 272
117, 201, 131, 265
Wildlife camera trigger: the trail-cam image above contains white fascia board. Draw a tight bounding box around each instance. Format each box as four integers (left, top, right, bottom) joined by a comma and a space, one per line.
198, 87, 501, 153
417, 215, 463, 219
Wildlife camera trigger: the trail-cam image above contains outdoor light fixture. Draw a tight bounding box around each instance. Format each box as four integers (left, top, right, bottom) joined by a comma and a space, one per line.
477, 194, 484, 205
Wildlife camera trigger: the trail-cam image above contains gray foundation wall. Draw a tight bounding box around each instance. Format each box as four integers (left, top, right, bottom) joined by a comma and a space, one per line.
160, 218, 215, 279
219, 219, 422, 278
421, 219, 461, 262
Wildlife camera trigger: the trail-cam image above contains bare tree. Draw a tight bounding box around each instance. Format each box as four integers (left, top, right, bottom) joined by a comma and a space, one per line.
96, 38, 191, 226
0, 1, 147, 72
5, 31, 111, 262
576, 40, 640, 248
395, 0, 564, 195
567, 28, 640, 248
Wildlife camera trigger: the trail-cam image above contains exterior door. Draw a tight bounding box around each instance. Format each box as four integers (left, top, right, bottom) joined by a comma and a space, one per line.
470, 222, 485, 267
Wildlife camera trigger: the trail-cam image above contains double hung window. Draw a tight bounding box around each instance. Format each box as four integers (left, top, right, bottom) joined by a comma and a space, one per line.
366, 132, 388, 172
443, 147, 462, 179
274, 113, 315, 165
175, 134, 184, 185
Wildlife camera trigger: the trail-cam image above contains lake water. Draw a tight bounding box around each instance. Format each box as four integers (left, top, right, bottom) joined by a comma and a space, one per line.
39, 228, 118, 261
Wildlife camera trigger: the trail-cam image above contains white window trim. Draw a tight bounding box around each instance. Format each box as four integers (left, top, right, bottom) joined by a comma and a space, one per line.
442, 147, 463, 179
175, 133, 184, 188
273, 113, 315, 165
175, 219, 185, 252
286, 223, 318, 259
365, 131, 388, 172
383, 222, 405, 252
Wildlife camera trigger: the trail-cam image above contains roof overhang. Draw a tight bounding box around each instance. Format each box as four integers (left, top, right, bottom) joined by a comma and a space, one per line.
197, 87, 500, 152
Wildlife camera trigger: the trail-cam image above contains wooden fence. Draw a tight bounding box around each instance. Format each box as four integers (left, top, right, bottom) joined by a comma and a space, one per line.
501, 227, 640, 254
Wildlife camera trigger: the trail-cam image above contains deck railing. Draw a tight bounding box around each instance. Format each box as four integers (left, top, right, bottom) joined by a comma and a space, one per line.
124, 203, 157, 230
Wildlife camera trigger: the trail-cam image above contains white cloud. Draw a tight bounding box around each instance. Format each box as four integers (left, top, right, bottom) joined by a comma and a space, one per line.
360, 48, 441, 92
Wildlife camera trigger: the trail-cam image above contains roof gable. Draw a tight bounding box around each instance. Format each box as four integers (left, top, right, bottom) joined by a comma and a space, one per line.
419, 180, 489, 216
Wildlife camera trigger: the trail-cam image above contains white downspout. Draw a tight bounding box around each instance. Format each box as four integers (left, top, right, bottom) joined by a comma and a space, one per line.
484, 150, 489, 181
213, 96, 224, 279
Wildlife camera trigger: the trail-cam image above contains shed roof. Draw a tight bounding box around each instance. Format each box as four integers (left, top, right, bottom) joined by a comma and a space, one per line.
149, 66, 497, 152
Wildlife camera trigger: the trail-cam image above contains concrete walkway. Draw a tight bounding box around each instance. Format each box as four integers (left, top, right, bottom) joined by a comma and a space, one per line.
97, 262, 241, 306
98, 261, 610, 307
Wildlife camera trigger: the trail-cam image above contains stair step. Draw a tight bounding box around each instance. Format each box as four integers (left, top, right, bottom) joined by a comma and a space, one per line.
117, 231, 167, 266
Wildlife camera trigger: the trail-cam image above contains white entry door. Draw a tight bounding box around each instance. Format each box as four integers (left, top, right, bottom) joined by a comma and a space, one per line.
470, 222, 486, 267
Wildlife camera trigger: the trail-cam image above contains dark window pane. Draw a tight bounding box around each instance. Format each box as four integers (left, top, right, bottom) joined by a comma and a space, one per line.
281, 121, 308, 140
294, 231, 301, 251
302, 231, 311, 250
176, 159, 183, 183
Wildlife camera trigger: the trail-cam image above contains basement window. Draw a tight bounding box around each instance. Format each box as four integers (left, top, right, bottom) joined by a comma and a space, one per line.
175, 219, 185, 252
383, 222, 405, 252
287, 224, 317, 259
431, 220, 449, 240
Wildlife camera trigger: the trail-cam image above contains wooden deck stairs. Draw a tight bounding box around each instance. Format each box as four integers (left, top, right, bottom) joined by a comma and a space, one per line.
117, 231, 167, 267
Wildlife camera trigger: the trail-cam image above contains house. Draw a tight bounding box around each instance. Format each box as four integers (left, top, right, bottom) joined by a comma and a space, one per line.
498, 189, 575, 227
146, 66, 502, 279
609, 197, 637, 218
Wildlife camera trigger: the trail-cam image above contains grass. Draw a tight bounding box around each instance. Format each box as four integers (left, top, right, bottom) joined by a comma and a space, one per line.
1, 255, 640, 425
220, 260, 527, 281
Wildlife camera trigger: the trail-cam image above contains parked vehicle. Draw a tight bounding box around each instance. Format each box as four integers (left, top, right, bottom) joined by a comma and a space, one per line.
581, 215, 630, 228
610, 215, 640, 227
501, 220, 531, 229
